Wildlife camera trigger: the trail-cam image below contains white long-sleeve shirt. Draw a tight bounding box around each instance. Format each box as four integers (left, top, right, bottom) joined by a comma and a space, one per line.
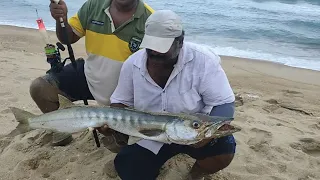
110, 42, 235, 154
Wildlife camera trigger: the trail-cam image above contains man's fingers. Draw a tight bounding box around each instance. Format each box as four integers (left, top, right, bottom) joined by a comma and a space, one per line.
52, 14, 64, 19
51, 8, 63, 13
95, 124, 113, 136
51, 5, 64, 11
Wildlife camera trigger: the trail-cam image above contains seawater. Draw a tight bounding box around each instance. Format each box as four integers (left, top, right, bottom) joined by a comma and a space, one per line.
0, 0, 319, 71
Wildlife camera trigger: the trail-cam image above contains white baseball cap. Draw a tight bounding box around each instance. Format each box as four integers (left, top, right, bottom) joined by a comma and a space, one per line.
139, 10, 183, 53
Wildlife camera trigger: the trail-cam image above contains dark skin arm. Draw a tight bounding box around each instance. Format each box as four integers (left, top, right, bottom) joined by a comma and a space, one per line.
55, 18, 80, 44
49, 0, 80, 44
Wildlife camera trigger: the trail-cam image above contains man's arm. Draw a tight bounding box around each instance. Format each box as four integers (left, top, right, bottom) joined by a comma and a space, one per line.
209, 102, 235, 117
199, 56, 235, 114
56, 20, 81, 44
50, 0, 81, 44
109, 58, 135, 107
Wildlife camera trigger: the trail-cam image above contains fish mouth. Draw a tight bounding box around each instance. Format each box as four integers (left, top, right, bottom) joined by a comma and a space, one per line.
217, 121, 239, 131
203, 121, 241, 139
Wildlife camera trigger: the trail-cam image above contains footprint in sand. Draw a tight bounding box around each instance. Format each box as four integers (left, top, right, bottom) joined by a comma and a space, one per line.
247, 128, 273, 152
0, 92, 11, 96
268, 116, 305, 135
15, 76, 30, 81
0, 137, 12, 153
0, 108, 11, 114
265, 99, 313, 116
290, 137, 320, 157
0, 92, 18, 103
15, 150, 51, 172
308, 122, 320, 131
7, 97, 19, 103
265, 99, 279, 105
234, 93, 244, 107
282, 89, 304, 98
268, 116, 290, 124
103, 160, 118, 178
263, 99, 282, 114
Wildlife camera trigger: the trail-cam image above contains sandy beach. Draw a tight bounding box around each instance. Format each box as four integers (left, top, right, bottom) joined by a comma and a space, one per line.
0, 25, 319, 180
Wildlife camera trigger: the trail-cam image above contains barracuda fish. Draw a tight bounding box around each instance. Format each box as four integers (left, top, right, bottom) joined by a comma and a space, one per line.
9, 95, 241, 145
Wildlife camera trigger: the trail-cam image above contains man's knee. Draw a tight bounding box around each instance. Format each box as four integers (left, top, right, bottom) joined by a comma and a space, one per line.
114, 145, 159, 180
30, 77, 57, 99
196, 153, 235, 173
113, 148, 144, 180
214, 153, 234, 170
29, 76, 61, 113
30, 77, 47, 98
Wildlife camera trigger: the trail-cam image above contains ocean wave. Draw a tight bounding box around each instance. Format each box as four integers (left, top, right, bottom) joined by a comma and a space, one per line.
0, 0, 319, 72
211, 46, 320, 71
252, 0, 320, 6
187, 26, 320, 49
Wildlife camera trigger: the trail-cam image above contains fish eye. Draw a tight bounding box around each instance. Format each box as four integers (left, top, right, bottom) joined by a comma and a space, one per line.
192, 121, 201, 129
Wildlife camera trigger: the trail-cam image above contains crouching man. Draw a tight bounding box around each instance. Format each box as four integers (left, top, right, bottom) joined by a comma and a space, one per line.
98, 10, 237, 180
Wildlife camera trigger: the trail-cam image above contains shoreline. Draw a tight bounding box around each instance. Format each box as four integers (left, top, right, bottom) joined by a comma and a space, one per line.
1, 24, 319, 74
1, 23, 320, 180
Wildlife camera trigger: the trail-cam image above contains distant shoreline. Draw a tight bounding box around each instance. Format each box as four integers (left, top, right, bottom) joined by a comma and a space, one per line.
1, 22, 320, 180
1, 24, 319, 73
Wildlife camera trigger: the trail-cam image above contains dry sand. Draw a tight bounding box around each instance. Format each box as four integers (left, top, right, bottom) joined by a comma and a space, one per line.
0, 25, 319, 180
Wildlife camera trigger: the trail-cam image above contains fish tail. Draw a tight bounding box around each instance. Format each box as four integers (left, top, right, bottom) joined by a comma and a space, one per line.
9, 107, 36, 134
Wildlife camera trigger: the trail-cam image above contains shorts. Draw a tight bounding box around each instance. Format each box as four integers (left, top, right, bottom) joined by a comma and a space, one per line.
114, 135, 236, 180
43, 58, 94, 101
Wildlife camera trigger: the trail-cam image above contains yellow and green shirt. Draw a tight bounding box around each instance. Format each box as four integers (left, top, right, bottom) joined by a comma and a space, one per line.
68, 0, 154, 105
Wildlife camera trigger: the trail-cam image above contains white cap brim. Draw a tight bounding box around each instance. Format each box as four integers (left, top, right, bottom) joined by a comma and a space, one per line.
139, 34, 175, 53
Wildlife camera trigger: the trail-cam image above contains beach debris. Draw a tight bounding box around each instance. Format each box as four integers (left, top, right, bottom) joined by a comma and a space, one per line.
9, 95, 241, 146
282, 89, 304, 98
290, 137, 320, 157
235, 92, 261, 107
235, 94, 244, 107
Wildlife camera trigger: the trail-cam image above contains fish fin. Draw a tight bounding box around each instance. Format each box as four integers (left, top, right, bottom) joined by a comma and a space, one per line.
138, 129, 164, 137
58, 94, 75, 109
9, 107, 35, 134
194, 113, 234, 122
127, 136, 142, 145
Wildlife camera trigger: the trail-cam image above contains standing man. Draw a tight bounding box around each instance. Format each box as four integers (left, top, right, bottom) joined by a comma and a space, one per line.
98, 10, 237, 180
29, 0, 153, 146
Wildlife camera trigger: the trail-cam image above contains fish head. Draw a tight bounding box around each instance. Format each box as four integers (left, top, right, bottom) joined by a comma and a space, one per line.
165, 118, 211, 145
165, 113, 241, 145
203, 120, 241, 139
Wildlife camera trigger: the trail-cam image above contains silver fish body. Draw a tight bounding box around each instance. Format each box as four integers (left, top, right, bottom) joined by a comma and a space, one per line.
9, 95, 241, 145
